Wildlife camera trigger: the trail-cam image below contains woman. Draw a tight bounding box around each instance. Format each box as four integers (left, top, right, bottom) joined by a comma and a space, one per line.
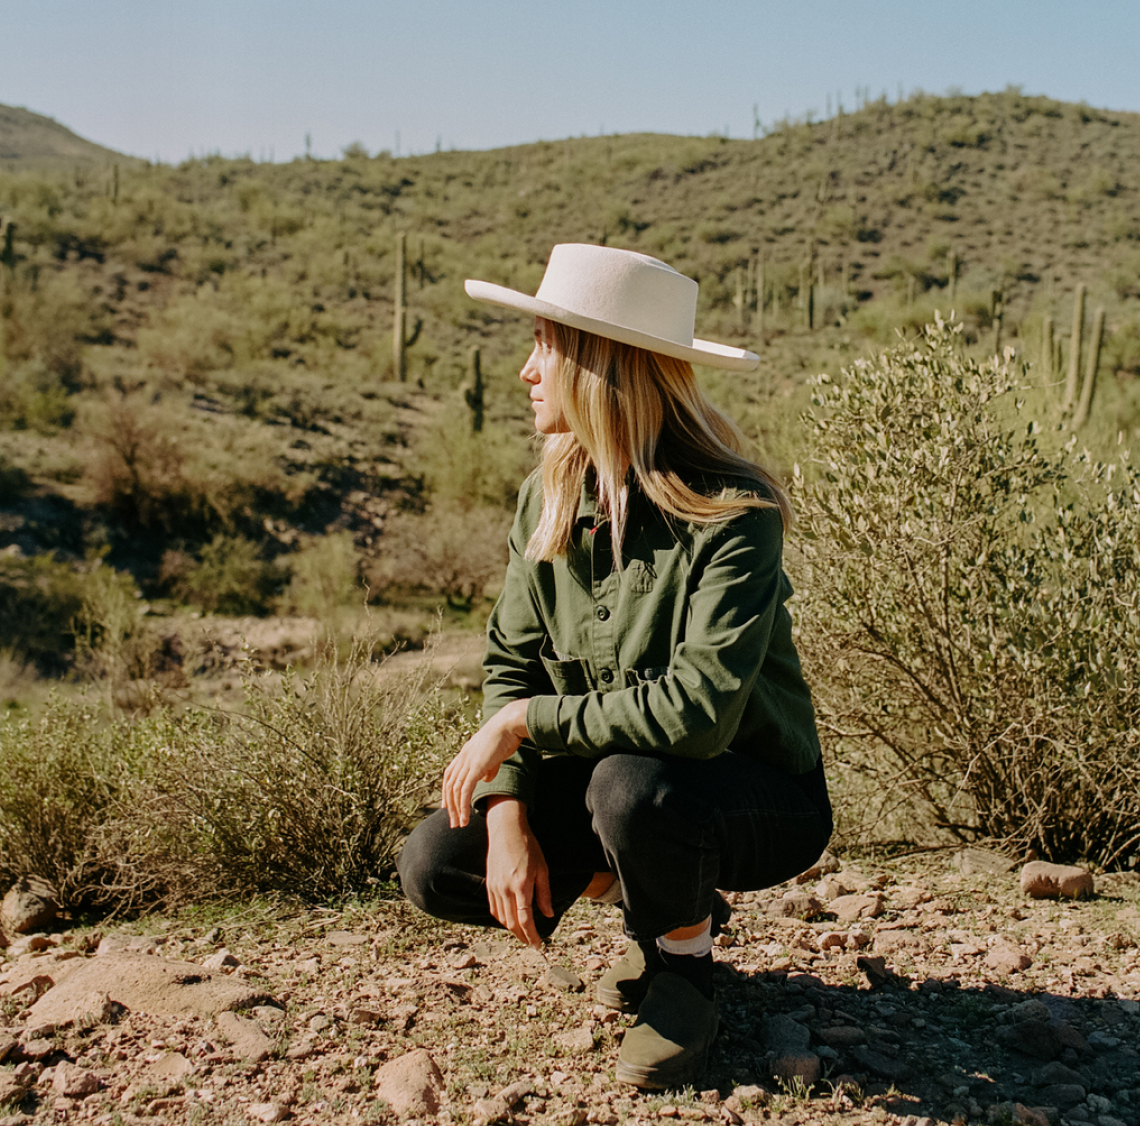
398, 244, 831, 1089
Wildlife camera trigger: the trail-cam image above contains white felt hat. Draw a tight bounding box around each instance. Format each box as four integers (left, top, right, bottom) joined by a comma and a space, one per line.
464, 243, 760, 372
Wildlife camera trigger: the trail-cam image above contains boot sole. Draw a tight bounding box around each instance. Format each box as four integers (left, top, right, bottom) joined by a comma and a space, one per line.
614, 1015, 719, 1089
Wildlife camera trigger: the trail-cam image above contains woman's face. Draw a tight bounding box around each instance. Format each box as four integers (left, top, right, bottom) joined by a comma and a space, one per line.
519, 317, 569, 434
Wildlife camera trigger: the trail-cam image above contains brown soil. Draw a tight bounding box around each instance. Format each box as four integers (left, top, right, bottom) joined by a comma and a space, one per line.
2, 851, 1139, 1126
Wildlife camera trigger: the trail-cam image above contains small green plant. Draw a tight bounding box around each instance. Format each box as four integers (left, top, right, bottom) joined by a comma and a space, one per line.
796, 316, 1140, 866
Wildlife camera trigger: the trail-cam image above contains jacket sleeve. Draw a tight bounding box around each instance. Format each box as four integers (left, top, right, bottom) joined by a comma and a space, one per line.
525, 504, 785, 761
472, 481, 552, 811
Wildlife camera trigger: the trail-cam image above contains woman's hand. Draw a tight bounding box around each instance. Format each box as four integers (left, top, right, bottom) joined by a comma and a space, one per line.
442, 698, 531, 828
485, 796, 553, 949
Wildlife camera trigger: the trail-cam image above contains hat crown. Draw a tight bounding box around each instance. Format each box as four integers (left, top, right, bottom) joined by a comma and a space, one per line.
535, 244, 697, 348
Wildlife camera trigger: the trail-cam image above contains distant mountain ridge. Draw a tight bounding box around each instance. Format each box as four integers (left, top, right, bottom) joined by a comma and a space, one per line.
0, 103, 129, 167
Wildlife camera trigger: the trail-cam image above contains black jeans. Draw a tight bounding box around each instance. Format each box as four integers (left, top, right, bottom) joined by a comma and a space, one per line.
397, 752, 832, 942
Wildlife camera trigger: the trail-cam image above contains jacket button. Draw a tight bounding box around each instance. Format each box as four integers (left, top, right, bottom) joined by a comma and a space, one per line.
600, 668, 614, 683
596, 606, 610, 621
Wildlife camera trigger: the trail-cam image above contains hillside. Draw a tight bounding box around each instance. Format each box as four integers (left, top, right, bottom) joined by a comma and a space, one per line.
2, 89, 1140, 684
0, 104, 129, 168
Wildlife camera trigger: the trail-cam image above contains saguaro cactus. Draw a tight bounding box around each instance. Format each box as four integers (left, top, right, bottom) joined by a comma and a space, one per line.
392, 232, 422, 382
1073, 307, 1105, 430
1062, 283, 1087, 412
949, 249, 959, 304
465, 347, 485, 433
0, 217, 15, 271
991, 290, 1004, 354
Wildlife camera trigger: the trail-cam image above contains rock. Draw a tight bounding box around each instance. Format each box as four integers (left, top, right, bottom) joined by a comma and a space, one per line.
201, 950, 240, 971
1020, 862, 1094, 900
1038, 1083, 1086, 1109
986, 945, 1033, 974
872, 931, 929, 955
27, 953, 275, 1022
0, 970, 58, 1002
1012, 1000, 1052, 1023
770, 1051, 821, 1085
145, 1052, 196, 1082
818, 1025, 865, 1047
818, 931, 847, 950
849, 1045, 910, 1082
767, 891, 824, 919
856, 955, 901, 989
763, 1015, 810, 1053
374, 1048, 445, 1117
215, 1011, 274, 1062
553, 1027, 596, 1055
51, 1061, 99, 1098
326, 930, 368, 947
0, 877, 60, 936
0, 1038, 15, 1064
48, 989, 114, 1031
999, 1020, 1063, 1060
542, 965, 584, 992
247, 1102, 288, 1123
831, 894, 884, 922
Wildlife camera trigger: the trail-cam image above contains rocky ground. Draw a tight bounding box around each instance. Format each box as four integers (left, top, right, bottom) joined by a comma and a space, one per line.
1, 850, 1138, 1126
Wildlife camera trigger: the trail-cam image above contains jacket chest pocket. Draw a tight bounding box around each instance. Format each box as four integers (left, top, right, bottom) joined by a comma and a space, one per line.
541, 643, 595, 694
625, 559, 656, 594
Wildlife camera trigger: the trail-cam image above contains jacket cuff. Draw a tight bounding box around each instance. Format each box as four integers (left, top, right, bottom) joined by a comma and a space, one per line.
473, 758, 538, 812
526, 696, 566, 752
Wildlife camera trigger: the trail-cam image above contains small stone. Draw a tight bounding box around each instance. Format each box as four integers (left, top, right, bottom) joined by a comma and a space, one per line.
818, 1025, 865, 1047
999, 1020, 1062, 1060
768, 892, 823, 920
1020, 862, 1094, 900
985, 946, 1033, 974
795, 849, 841, 882
553, 1027, 596, 1055
543, 965, 585, 992
0, 877, 60, 936
763, 1015, 810, 1053
453, 953, 478, 970
350, 1006, 385, 1026
96, 934, 158, 956
873, 931, 929, 955
247, 1102, 288, 1123
1038, 1083, 1086, 1109
849, 1045, 910, 1082
215, 1011, 274, 1062
770, 1052, 821, 1085
373, 1048, 445, 1117
831, 893, 884, 922
202, 949, 240, 971
51, 1061, 100, 1098
326, 930, 368, 947
818, 931, 847, 950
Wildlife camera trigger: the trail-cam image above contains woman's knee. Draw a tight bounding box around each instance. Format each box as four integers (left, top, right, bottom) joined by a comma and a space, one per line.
396, 809, 477, 915
585, 754, 679, 844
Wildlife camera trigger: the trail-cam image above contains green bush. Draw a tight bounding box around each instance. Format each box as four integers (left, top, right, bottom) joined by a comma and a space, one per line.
794, 316, 1140, 867
0, 637, 473, 908
163, 533, 281, 616
0, 552, 87, 673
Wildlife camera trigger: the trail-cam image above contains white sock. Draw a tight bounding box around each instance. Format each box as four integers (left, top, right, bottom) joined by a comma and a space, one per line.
656, 919, 713, 958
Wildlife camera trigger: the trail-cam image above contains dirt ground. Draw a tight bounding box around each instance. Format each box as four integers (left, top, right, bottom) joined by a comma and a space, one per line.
2, 850, 1139, 1126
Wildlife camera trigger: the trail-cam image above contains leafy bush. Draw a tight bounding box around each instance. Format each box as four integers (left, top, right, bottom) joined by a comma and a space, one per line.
370, 502, 511, 609
0, 638, 474, 908
0, 552, 88, 673
794, 317, 1140, 867
162, 534, 281, 616
278, 531, 363, 619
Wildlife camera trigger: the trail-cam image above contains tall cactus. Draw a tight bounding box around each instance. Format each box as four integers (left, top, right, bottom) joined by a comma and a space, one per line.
464, 347, 485, 433
392, 231, 422, 382
1073, 307, 1105, 430
949, 249, 959, 304
1062, 283, 1087, 411
1041, 315, 1054, 382
991, 290, 1004, 354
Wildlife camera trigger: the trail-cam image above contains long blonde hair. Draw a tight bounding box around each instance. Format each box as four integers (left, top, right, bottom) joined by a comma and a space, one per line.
527, 320, 791, 562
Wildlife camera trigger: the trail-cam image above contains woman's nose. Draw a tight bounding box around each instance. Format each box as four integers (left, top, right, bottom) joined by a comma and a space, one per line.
520, 348, 540, 384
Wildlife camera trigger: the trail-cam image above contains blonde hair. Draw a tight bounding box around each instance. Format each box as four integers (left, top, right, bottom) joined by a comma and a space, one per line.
527, 320, 791, 562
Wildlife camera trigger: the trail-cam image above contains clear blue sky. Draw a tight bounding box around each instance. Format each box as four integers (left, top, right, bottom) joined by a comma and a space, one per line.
3, 0, 1139, 163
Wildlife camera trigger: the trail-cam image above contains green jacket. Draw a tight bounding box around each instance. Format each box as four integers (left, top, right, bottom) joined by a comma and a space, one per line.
473, 471, 821, 811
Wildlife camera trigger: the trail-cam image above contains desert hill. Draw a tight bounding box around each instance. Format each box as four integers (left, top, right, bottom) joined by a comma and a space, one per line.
0, 103, 129, 168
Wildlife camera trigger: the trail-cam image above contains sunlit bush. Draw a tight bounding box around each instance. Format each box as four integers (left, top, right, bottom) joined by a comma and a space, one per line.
795, 317, 1140, 867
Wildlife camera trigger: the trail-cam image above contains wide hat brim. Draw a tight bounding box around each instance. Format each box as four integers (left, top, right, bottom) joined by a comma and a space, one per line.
464, 279, 760, 373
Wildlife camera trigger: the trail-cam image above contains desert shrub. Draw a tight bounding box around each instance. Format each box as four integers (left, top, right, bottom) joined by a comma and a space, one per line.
279, 531, 364, 619
370, 502, 511, 609
0, 694, 144, 903
794, 317, 1140, 867
100, 637, 473, 904
0, 552, 88, 673
163, 534, 281, 616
